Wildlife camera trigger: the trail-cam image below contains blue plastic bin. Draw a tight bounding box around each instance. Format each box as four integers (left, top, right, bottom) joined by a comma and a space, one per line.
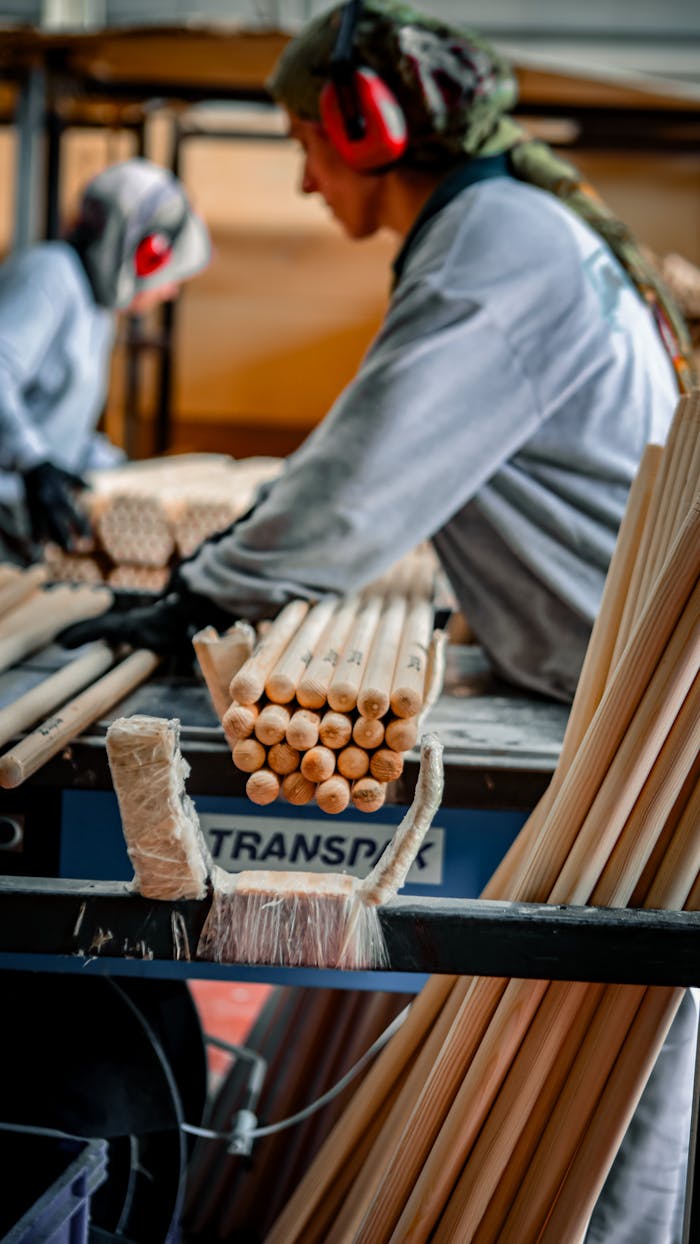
0, 1131, 108, 1244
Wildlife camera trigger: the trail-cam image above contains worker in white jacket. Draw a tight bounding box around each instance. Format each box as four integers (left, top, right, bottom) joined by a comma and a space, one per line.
0, 157, 210, 558
60, 8, 698, 1238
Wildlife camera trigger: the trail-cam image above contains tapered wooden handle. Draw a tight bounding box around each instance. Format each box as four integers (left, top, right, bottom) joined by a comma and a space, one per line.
265, 597, 339, 704
230, 600, 309, 705
357, 594, 407, 719
0, 584, 113, 674
0, 648, 160, 788
0, 564, 48, 619
0, 642, 116, 749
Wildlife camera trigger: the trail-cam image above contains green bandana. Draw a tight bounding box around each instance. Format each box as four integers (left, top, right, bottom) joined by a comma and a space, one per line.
267, 0, 518, 165
268, 0, 695, 391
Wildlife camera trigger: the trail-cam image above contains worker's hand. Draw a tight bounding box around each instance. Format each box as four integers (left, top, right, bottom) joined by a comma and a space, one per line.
56, 588, 235, 671
22, 461, 92, 551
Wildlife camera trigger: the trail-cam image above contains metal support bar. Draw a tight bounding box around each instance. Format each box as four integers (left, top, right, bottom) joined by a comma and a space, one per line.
13, 65, 46, 251
2, 878, 700, 985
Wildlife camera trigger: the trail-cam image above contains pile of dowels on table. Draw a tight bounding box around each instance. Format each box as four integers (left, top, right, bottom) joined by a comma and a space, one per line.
262, 387, 700, 1243
193, 546, 446, 814
0, 570, 160, 789
43, 452, 283, 590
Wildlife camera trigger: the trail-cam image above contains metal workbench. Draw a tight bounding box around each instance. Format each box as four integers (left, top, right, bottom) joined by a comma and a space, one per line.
0, 640, 698, 1242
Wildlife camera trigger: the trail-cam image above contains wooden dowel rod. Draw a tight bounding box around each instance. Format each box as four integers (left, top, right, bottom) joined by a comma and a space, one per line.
265, 976, 456, 1244
354, 974, 514, 1244
357, 594, 407, 720
353, 715, 385, 749
481, 447, 672, 904
296, 595, 362, 709
229, 600, 309, 705
300, 745, 336, 783
434, 978, 602, 1244
556, 443, 662, 781
438, 730, 699, 1241
254, 703, 291, 745
587, 676, 700, 909
512, 507, 699, 905
640, 400, 699, 606
384, 716, 418, 752
483, 801, 700, 1244
318, 710, 353, 749
246, 768, 280, 805
337, 745, 370, 780
0, 642, 115, 749
232, 737, 267, 773
0, 584, 112, 673
221, 701, 258, 747
370, 748, 404, 783
316, 774, 350, 814
268, 741, 301, 776
281, 771, 316, 805
0, 564, 48, 619
0, 565, 21, 587
535, 985, 682, 1244
611, 400, 686, 664
643, 764, 700, 910
546, 591, 699, 906
327, 595, 384, 712
265, 596, 338, 704
0, 648, 159, 788
355, 563, 700, 1242
390, 597, 434, 719
326, 978, 472, 1244
351, 777, 387, 812
286, 708, 321, 750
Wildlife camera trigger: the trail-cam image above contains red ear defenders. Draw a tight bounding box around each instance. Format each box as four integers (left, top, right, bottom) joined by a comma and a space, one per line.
319, 0, 408, 172
133, 231, 173, 278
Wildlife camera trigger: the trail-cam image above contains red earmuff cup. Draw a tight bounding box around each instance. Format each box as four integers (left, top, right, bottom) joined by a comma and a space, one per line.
320, 68, 408, 171
134, 232, 173, 278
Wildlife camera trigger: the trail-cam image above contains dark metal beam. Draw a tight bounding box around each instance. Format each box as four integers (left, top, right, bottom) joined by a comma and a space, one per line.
1, 877, 699, 985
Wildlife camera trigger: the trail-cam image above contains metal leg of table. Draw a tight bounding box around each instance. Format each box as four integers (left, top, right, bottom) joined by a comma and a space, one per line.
13, 65, 46, 251
682, 1003, 700, 1243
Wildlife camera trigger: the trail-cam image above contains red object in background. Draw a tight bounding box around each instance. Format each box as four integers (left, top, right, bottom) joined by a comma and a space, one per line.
188, 980, 273, 1085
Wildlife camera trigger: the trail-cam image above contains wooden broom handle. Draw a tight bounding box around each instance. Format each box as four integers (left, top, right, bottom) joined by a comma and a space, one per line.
0, 642, 116, 749
229, 600, 309, 705
0, 648, 160, 788
357, 594, 408, 720
0, 584, 113, 674
0, 564, 48, 619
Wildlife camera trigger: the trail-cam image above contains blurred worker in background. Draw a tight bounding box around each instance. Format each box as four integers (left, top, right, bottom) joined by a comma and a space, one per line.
0, 157, 211, 561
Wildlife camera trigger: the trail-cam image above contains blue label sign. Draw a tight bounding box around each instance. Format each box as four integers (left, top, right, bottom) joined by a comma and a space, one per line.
199, 813, 445, 886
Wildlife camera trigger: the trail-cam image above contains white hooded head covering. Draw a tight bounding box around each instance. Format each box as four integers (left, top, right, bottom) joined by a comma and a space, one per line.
70, 158, 211, 309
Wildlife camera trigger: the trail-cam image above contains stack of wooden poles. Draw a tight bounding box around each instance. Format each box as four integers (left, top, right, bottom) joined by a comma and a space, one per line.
0, 570, 159, 790
44, 453, 283, 589
194, 549, 443, 815
263, 388, 700, 1243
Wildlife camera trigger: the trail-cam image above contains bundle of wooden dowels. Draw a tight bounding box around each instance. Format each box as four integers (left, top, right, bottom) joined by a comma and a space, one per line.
43, 452, 283, 589
262, 388, 700, 1244
0, 570, 160, 789
193, 548, 445, 815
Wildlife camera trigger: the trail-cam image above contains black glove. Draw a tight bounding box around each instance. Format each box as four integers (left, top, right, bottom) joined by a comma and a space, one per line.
56, 587, 235, 672
23, 461, 92, 550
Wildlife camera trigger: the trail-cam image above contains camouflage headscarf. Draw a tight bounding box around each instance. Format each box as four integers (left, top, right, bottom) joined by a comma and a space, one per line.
267, 0, 519, 167
268, 0, 695, 391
